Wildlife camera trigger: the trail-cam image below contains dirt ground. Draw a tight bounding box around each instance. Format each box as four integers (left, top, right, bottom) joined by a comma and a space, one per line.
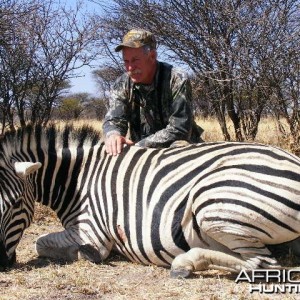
0, 204, 299, 300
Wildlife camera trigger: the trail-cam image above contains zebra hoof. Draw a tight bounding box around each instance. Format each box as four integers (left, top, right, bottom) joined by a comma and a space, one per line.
170, 268, 192, 279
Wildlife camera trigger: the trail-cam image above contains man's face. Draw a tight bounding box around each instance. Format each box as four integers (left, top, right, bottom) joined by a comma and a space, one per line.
122, 47, 156, 84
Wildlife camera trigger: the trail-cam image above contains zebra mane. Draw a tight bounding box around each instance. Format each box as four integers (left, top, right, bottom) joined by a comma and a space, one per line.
0, 123, 102, 157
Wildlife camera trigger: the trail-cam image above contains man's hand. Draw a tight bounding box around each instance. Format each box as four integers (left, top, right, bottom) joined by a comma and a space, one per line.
105, 134, 134, 156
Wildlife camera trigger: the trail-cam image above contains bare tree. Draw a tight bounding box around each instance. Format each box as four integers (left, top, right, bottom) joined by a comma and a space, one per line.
263, 2, 300, 152
92, 66, 123, 108
92, 0, 299, 143
0, 0, 40, 131
0, 0, 104, 129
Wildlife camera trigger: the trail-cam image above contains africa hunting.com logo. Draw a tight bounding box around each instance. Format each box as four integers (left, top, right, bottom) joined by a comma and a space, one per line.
235, 269, 300, 293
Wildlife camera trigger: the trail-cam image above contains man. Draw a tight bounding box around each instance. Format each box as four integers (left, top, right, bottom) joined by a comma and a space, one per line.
103, 29, 203, 156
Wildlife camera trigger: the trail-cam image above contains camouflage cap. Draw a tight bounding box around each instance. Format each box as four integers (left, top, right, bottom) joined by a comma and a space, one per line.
115, 29, 156, 52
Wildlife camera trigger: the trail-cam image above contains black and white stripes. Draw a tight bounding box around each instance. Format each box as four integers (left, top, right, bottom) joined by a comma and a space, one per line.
1, 125, 300, 275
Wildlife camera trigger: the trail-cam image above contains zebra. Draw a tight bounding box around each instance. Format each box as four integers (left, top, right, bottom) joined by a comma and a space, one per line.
1, 123, 300, 277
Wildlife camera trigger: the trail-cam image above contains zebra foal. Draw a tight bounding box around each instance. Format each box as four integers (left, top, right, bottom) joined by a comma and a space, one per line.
0, 124, 300, 277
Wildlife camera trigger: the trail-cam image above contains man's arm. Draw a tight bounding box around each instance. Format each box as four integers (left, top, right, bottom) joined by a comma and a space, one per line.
102, 77, 134, 155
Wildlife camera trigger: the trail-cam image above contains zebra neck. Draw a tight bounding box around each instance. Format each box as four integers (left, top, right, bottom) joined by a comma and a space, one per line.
36, 144, 104, 225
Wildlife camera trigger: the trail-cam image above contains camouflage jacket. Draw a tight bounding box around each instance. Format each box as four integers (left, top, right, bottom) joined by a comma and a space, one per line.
103, 61, 202, 148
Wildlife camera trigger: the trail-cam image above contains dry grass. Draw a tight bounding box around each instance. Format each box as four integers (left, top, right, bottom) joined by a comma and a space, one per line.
58, 116, 292, 150
198, 116, 291, 149
0, 117, 298, 300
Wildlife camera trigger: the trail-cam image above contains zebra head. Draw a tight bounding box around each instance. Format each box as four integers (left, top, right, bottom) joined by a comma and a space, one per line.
0, 157, 41, 270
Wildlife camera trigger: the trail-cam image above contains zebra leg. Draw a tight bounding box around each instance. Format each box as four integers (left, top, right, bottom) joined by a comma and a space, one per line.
171, 233, 280, 278
202, 225, 281, 270
171, 208, 281, 278
170, 247, 251, 278
35, 227, 111, 263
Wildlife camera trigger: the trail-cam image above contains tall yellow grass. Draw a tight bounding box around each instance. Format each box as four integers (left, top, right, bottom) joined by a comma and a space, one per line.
198, 116, 290, 149
60, 116, 291, 150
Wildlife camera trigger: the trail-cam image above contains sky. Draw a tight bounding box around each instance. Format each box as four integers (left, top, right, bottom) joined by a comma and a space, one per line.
69, 65, 99, 96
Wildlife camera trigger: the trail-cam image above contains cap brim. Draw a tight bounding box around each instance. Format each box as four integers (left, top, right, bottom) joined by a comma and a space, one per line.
115, 42, 145, 52
115, 44, 125, 52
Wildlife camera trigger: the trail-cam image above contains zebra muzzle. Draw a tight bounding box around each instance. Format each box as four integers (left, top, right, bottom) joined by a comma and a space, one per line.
0, 242, 16, 271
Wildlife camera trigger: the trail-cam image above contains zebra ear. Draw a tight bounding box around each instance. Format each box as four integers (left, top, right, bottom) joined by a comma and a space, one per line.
14, 162, 42, 178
